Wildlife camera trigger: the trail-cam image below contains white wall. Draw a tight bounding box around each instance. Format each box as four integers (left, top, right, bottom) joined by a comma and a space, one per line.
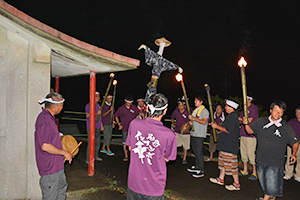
0, 25, 50, 199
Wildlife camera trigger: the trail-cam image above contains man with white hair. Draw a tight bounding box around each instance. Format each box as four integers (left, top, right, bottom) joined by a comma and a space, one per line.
35, 92, 72, 199
126, 93, 177, 200
210, 99, 241, 191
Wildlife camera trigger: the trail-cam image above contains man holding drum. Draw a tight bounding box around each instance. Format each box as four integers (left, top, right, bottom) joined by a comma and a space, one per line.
35, 92, 72, 200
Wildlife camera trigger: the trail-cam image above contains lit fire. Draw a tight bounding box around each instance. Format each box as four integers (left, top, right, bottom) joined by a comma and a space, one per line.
238, 56, 247, 68
113, 80, 117, 85
110, 73, 115, 78
175, 73, 183, 82
204, 84, 208, 87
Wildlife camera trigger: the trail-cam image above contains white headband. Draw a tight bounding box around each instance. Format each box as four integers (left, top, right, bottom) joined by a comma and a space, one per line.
225, 99, 239, 109
148, 104, 168, 115
247, 96, 253, 100
38, 98, 65, 104
125, 99, 133, 103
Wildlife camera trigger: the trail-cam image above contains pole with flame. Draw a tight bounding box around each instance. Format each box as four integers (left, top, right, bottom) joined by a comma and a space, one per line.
96, 73, 115, 122
175, 73, 194, 131
238, 56, 249, 125
204, 84, 217, 142
110, 80, 117, 124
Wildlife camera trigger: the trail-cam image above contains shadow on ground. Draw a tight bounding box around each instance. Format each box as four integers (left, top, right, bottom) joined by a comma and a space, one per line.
65, 141, 300, 200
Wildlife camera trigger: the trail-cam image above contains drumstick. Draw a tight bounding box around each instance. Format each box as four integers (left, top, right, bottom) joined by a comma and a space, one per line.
64, 141, 82, 162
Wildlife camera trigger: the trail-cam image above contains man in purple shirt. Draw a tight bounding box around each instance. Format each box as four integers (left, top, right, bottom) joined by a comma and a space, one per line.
206, 104, 225, 162
171, 97, 192, 164
126, 93, 177, 199
35, 92, 72, 199
85, 91, 104, 164
115, 94, 140, 161
284, 107, 300, 182
238, 96, 259, 180
100, 95, 115, 156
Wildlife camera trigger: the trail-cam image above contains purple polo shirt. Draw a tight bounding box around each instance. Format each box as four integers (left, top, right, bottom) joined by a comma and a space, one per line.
209, 112, 226, 136
126, 118, 177, 196
115, 104, 139, 132
288, 118, 300, 138
239, 104, 259, 138
102, 103, 114, 126
85, 102, 101, 129
35, 108, 64, 176
171, 108, 191, 134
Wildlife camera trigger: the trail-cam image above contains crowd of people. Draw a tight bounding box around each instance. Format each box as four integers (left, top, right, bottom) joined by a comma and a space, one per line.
34, 91, 299, 200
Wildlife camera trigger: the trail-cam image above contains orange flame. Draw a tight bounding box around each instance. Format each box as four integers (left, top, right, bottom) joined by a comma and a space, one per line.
110, 73, 115, 78
175, 73, 183, 82
113, 80, 117, 85
238, 56, 247, 68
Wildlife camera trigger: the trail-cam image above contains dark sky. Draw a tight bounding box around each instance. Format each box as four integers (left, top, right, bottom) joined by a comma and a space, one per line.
6, 0, 300, 119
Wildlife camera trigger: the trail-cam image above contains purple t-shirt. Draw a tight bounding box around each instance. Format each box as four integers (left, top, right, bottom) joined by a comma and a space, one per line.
35, 108, 64, 176
239, 104, 259, 138
209, 112, 226, 136
126, 118, 177, 196
288, 118, 300, 138
102, 102, 114, 126
171, 108, 191, 134
85, 102, 101, 129
115, 104, 139, 131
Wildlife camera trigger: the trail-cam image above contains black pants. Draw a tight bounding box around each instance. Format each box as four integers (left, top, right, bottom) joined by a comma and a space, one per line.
127, 188, 164, 200
190, 136, 205, 171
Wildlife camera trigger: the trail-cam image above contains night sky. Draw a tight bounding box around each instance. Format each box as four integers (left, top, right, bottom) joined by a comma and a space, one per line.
6, 0, 300, 119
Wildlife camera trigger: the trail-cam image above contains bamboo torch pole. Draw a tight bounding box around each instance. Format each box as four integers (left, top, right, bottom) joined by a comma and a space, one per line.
238, 56, 249, 124
96, 73, 114, 122
110, 80, 117, 124
204, 84, 217, 142
175, 73, 194, 131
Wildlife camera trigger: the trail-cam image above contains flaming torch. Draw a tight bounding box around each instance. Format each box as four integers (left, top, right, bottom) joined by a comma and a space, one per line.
238, 56, 249, 124
204, 84, 217, 142
175, 73, 194, 131
96, 73, 115, 122
110, 80, 117, 124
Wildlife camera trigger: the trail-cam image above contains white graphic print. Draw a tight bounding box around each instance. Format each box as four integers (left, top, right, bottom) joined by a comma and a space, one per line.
132, 131, 160, 165
274, 129, 281, 138
182, 114, 187, 118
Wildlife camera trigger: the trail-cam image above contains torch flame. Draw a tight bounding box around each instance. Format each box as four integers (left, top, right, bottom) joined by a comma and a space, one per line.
175, 73, 183, 82
204, 84, 208, 87
238, 56, 247, 68
113, 80, 117, 85
110, 73, 115, 78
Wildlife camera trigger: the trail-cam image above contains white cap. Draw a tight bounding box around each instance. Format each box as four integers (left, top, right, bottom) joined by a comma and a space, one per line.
226, 99, 239, 109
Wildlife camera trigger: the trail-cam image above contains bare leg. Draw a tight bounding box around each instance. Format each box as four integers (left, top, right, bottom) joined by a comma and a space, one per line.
252, 163, 257, 175
263, 194, 272, 200
123, 144, 128, 158
232, 174, 239, 184
209, 152, 213, 160
243, 161, 249, 174
219, 169, 225, 180
101, 144, 105, 150
183, 148, 188, 160
107, 145, 111, 152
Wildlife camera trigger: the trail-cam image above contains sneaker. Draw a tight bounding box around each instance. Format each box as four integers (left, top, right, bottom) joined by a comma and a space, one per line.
225, 183, 241, 191
248, 173, 257, 181
182, 160, 187, 165
294, 177, 300, 182
187, 166, 200, 173
95, 157, 103, 161
100, 149, 107, 153
106, 151, 115, 156
192, 171, 205, 178
283, 175, 292, 180
209, 177, 224, 186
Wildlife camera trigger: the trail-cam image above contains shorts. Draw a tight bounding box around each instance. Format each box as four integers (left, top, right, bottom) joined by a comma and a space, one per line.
256, 162, 283, 197
39, 169, 68, 200
240, 136, 257, 164
122, 131, 128, 144
218, 151, 238, 175
175, 132, 190, 150
209, 135, 217, 153
127, 187, 164, 200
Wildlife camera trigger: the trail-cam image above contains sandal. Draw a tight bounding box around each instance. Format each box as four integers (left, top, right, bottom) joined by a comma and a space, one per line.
123, 157, 128, 162
255, 197, 263, 200
238, 170, 248, 176
205, 158, 212, 162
